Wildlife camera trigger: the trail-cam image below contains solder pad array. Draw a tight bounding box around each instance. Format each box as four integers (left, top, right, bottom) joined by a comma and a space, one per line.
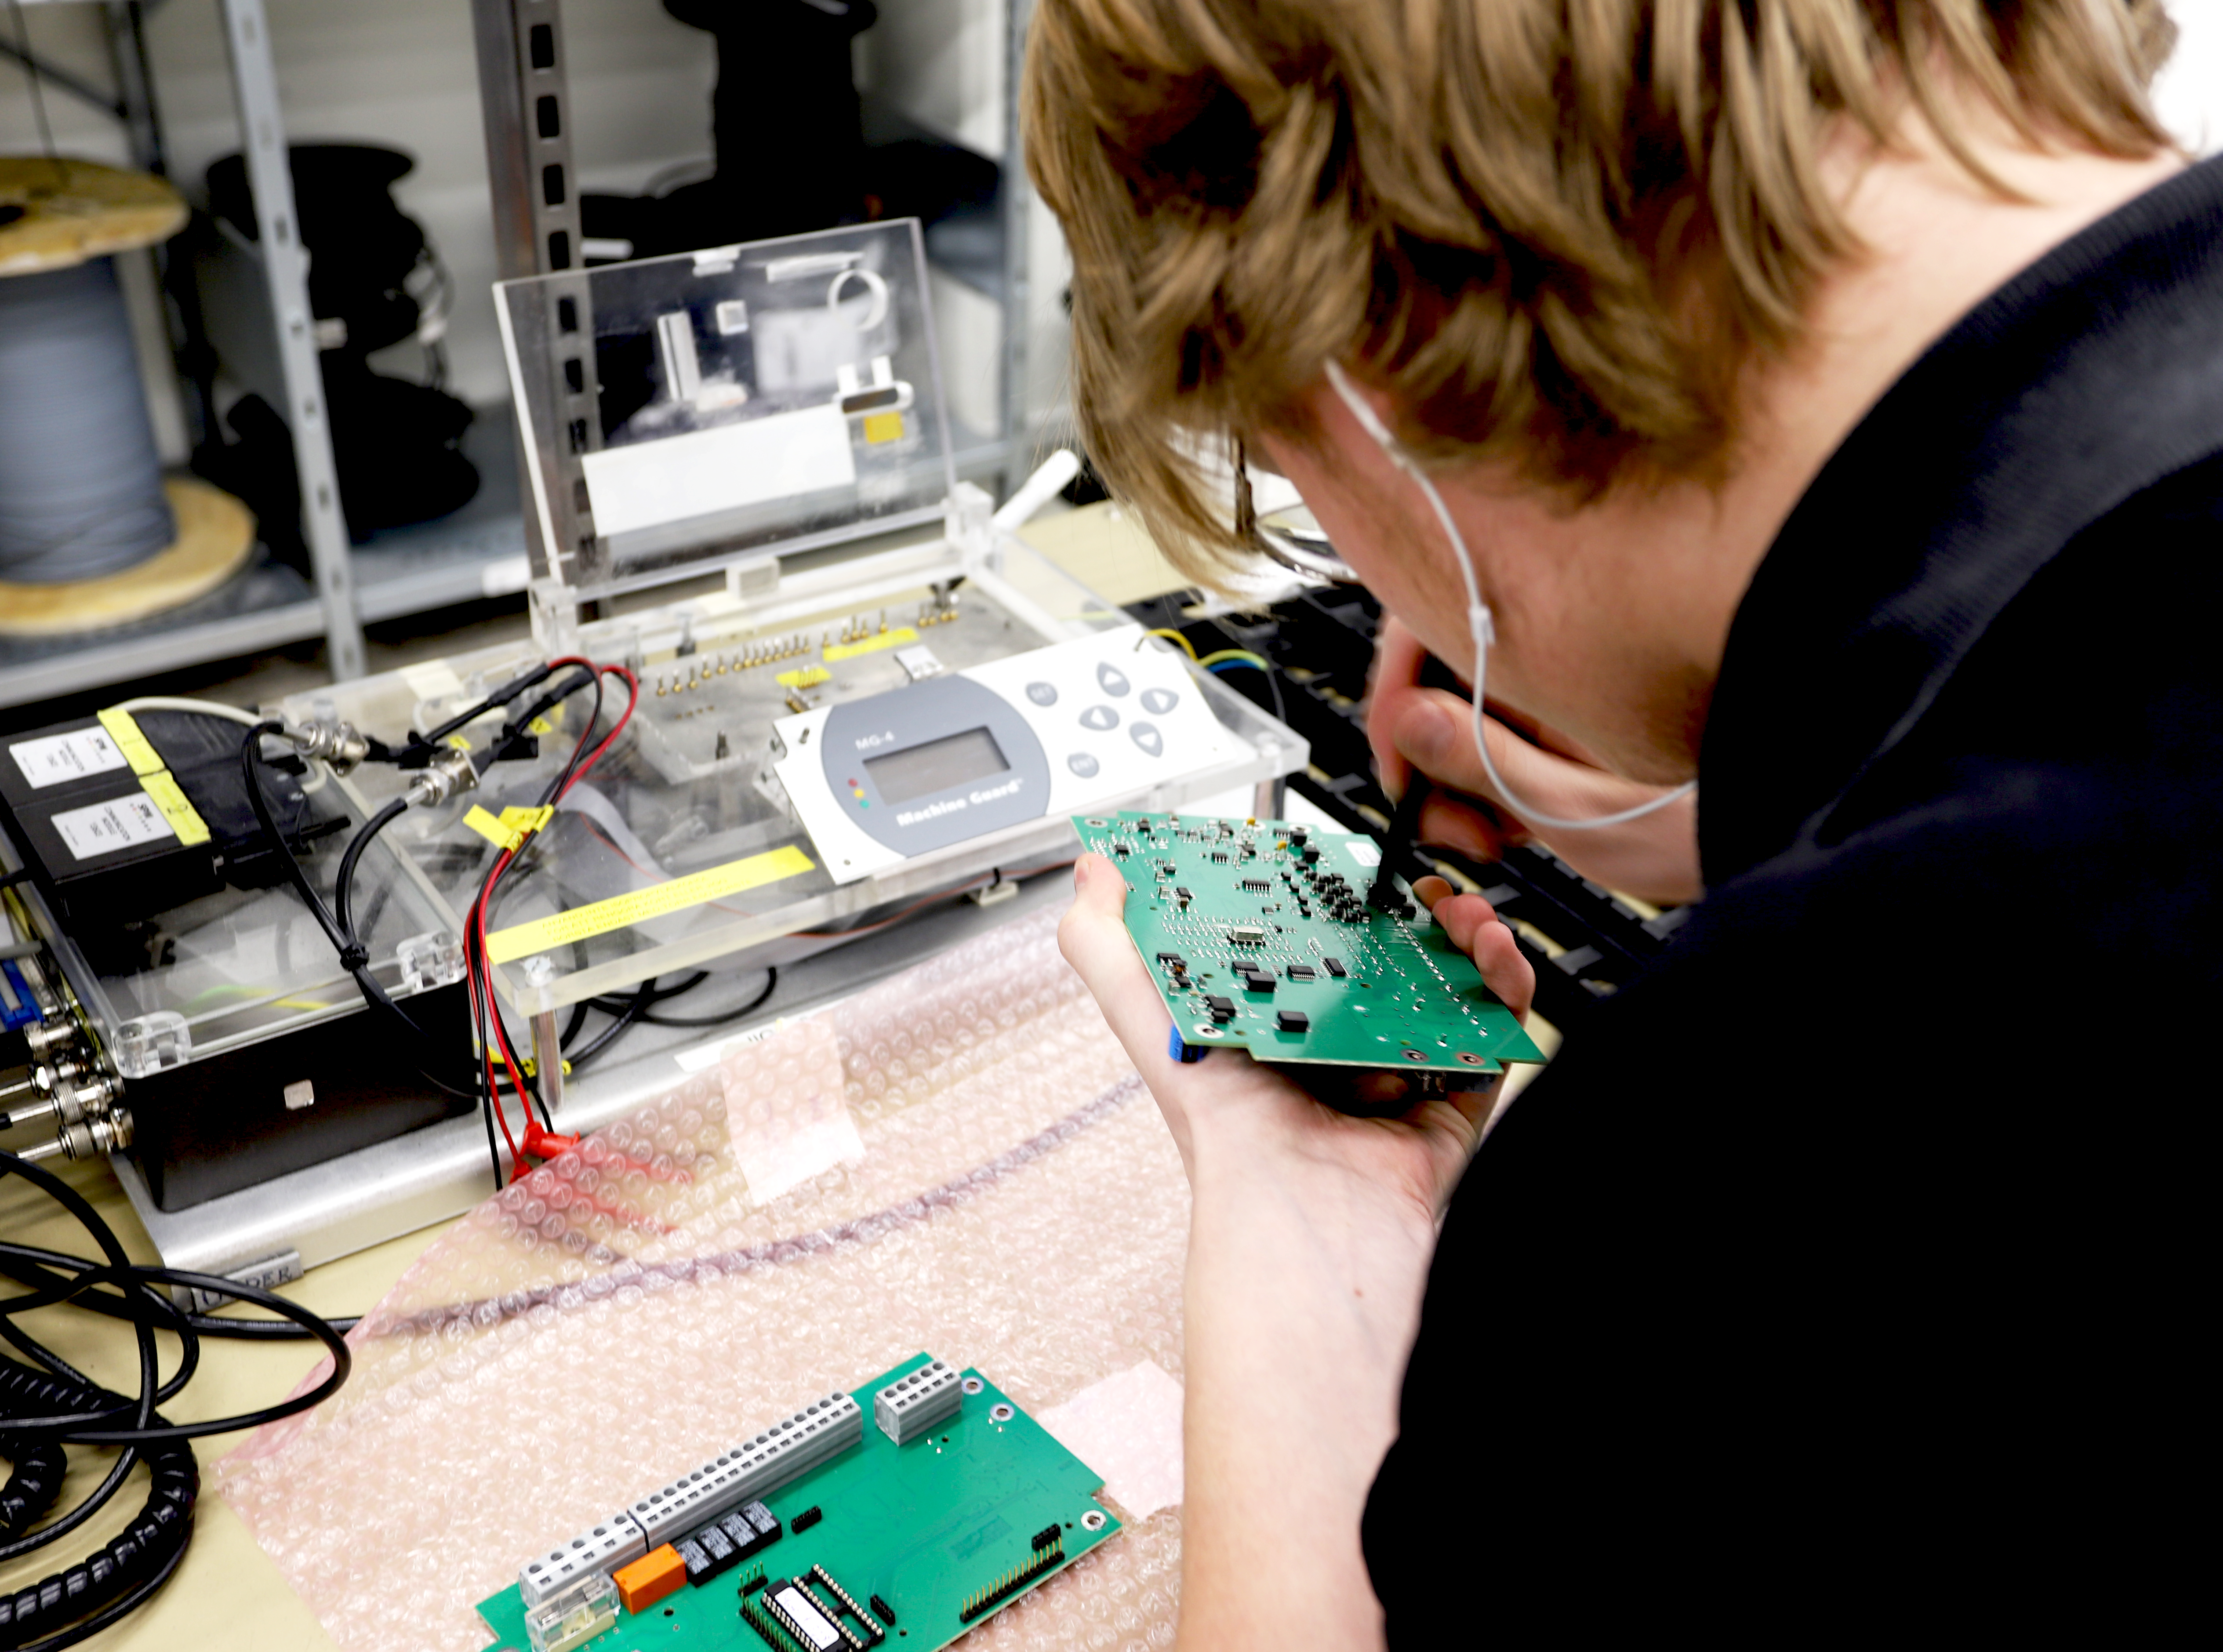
1075, 810, 1546, 1079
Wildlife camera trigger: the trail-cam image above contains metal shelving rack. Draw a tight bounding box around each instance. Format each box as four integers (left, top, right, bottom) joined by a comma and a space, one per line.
468, 0, 1047, 568
2, 0, 364, 709
0, 0, 1047, 711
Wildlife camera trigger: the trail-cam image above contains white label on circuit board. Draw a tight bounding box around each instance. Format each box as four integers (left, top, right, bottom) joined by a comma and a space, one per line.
1344, 839, 1381, 868
51, 793, 174, 860
10, 728, 127, 789
581, 403, 856, 537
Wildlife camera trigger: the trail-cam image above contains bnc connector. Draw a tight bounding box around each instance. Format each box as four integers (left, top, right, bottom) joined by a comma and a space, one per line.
16, 1105, 133, 1165
405, 745, 480, 807
288, 719, 372, 775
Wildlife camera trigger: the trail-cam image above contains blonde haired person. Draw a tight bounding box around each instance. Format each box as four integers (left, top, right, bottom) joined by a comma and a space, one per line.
1032, 2, 2213, 1645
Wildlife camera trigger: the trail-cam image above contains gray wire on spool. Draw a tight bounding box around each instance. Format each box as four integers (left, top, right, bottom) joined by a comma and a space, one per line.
0, 256, 176, 584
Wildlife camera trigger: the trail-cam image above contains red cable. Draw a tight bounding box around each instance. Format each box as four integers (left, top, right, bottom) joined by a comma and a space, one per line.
471, 660, 640, 1178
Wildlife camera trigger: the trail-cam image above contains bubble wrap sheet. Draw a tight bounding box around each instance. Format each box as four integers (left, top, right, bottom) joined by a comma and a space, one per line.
217, 908, 1190, 1652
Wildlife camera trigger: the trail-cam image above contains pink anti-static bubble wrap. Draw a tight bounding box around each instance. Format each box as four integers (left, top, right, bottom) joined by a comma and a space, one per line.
216, 907, 1191, 1652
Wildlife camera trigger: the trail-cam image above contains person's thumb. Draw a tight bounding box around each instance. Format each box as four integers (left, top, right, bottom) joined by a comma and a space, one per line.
1057, 853, 1137, 993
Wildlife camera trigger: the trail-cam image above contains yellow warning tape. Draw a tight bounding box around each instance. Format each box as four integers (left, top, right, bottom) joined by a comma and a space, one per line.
139, 771, 211, 846
823, 625, 918, 663
95, 708, 211, 846
94, 708, 164, 777
484, 844, 817, 964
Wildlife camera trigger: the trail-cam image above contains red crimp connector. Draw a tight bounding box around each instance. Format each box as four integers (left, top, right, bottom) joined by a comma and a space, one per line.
520, 1121, 581, 1162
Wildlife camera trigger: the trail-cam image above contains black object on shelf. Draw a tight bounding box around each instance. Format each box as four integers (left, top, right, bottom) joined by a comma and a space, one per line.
580, 0, 999, 265
199, 144, 478, 548
1124, 585, 1688, 1039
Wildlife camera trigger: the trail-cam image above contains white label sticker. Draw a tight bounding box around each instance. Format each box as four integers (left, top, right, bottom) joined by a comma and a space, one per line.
10, 728, 128, 789
580, 402, 857, 539
1344, 839, 1381, 868
51, 793, 175, 860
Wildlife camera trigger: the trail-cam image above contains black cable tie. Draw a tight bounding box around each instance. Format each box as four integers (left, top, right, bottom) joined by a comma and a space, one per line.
339, 944, 370, 972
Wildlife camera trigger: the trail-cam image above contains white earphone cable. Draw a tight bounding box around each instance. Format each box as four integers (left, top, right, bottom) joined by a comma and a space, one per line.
1322, 362, 1697, 832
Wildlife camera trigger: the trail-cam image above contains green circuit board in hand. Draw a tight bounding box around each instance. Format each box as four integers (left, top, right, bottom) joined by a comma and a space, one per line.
476, 1358, 1117, 1652
1075, 810, 1547, 1078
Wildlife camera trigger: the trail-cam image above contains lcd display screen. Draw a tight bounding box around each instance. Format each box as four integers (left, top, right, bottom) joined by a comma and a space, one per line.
864, 726, 1010, 805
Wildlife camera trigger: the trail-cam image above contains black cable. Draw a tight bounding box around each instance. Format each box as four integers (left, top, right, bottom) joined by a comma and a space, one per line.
563, 990, 650, 1073
239, 726, 478, 1102
10, 1510, 193, 1652
407, 661, 557, 756
0, 1159, 351, 1449
469, 662, 619, 1151
0, 1147, 165, 1640
334, 795, 409, 943
632, 968, 777, 1028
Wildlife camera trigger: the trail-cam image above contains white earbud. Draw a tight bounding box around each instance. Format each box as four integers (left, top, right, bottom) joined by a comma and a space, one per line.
1322, 361, 1697, 832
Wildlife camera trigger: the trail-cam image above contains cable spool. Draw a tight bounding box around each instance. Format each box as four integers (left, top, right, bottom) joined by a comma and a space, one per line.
0, 157, 254, 635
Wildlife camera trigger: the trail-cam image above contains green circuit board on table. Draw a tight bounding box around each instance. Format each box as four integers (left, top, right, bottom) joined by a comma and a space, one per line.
477, 1357, 1118, 1652
1075, 810, 1547, 1079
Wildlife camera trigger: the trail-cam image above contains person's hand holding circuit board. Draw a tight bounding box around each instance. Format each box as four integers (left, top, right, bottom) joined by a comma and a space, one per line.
1057, 813, 1536, 1647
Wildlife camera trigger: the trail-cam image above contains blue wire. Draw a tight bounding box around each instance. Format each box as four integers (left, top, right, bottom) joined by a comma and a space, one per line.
1, 959, 36, 1030
1206, 659, 1268, 675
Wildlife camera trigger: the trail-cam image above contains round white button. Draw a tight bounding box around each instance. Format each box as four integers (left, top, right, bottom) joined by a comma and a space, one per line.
1026, 682, 1058, 706
1067, 752, 1100, 777
1096, 662, 1131, 697
1130, 721, 1162, 756
1140, 687, 1178, 714
1079, 705, 1119, 731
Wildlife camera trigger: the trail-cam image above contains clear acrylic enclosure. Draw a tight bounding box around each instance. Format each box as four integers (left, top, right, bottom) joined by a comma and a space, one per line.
497, 221, 956, 606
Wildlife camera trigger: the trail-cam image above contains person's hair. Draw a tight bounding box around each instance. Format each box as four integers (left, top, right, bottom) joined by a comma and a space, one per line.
1025, 0, 2179, 577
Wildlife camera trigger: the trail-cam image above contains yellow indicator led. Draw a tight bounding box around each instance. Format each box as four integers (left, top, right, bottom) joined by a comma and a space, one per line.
862, 411, 905, 445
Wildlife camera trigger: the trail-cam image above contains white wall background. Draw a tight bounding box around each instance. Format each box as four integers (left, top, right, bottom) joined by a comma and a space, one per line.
1, 0, 2217, 449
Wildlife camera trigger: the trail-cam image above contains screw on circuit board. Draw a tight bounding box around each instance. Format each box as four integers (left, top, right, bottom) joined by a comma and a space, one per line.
1457, 1052, 1487, 1065
1402, 1049, 1428, 1062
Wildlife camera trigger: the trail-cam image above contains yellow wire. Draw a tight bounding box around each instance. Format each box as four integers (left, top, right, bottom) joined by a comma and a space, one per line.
1197, 649, 1269, 669
1147, 628, 1198, 660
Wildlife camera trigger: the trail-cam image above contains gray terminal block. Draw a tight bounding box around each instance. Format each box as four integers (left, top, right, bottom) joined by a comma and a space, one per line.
632, 1391, 863, 1545
874, 1358, 964, 1445
518, 1510, 648, 1608
518, 1391, 864, 1605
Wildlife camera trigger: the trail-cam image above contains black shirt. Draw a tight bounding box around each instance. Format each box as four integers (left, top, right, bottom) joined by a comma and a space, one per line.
1365, 157, 2223, 1635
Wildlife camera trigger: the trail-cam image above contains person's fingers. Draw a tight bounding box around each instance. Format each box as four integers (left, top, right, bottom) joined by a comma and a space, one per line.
1430, 893, 1534, 1020
1416, 792, 1529, 862
1057, 854, 1172, 1060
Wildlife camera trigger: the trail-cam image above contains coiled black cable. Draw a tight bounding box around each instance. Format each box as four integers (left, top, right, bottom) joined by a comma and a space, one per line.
0, 1358, 198, 1652
0, 1148, 351, 1648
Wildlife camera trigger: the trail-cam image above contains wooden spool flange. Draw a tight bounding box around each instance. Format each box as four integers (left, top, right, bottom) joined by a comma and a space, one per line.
0, 155, 189, 275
